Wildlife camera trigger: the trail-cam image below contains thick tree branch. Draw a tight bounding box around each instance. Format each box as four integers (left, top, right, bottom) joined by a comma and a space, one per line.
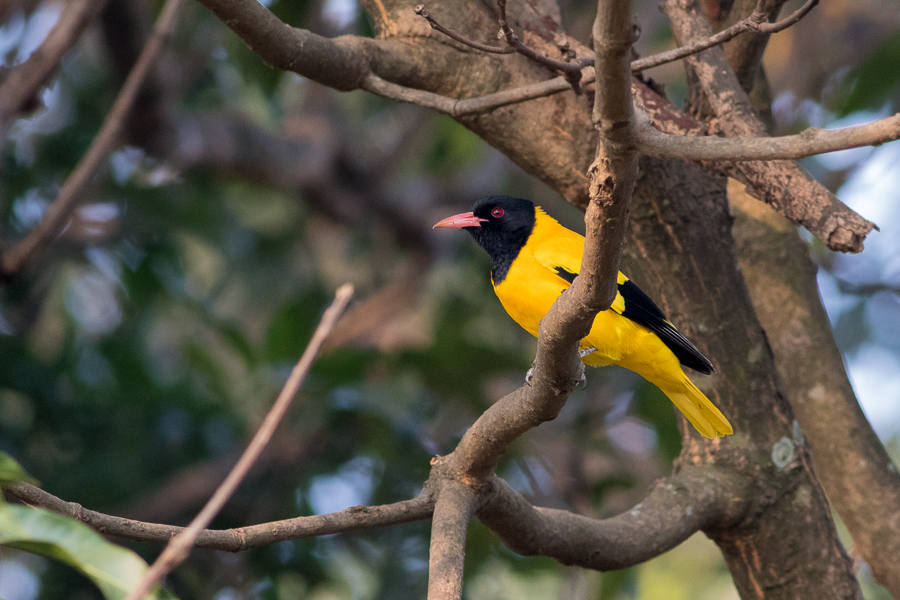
4, 482, 434, 551
477, 467, 745, 570
581, 0, 639, 312
434, 0, 639, 503
0, 0, 183, 278
625, 154, 863, 599
0, 0, 108, 139
730, 184, 900, 598
427, 483, 476, 600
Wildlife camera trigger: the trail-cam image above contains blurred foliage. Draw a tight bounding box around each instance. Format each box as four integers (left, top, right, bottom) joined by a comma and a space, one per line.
836, 31, 900, 116
0, 0, 897, 599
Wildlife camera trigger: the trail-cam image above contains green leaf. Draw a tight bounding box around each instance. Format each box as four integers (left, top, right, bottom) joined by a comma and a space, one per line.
0, 504, 177, 600
0, 452, 37, 490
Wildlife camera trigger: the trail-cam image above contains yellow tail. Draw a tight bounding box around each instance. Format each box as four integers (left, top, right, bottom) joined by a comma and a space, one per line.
660, 376, 733, 439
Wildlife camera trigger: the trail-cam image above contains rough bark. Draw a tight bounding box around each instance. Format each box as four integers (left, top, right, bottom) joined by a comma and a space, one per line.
624, 156, 861, 599
731, 184, 900, 597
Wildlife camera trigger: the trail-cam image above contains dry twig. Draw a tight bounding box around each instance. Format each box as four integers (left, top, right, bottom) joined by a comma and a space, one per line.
630, 0, 818, 72
124, 284, 353, 600
5, 481, 434, 551
0, 0, 183, 277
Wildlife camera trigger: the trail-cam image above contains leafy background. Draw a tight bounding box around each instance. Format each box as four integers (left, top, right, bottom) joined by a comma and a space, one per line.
0, 0, 898, 598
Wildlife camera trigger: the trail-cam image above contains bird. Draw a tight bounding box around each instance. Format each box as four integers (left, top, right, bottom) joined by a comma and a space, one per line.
433, 195, 732, 439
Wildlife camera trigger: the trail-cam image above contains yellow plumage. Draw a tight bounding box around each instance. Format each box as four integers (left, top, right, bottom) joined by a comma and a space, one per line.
493, 207, 732, 439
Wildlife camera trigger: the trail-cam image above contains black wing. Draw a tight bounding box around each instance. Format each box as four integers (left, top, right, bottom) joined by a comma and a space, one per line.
617, 280, 715, 374
551, 267, 712, 374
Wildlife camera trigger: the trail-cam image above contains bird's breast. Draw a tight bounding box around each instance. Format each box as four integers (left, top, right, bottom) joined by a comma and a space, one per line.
492, 250, 567, 338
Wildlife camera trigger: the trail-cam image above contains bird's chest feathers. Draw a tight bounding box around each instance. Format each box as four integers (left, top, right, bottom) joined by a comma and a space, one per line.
492, 248, 567, 338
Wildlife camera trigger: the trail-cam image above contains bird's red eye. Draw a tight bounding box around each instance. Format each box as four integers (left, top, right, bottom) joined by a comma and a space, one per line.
491, 208, 504, 218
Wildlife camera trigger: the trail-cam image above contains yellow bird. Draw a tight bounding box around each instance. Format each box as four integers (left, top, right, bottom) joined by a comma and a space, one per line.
434, 195, 732, 439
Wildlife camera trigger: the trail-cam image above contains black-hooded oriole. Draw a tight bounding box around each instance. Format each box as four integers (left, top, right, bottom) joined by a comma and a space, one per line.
434, 195, 732, 439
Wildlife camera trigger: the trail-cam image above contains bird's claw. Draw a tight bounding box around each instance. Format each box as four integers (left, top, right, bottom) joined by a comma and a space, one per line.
525, 366, 534, 386
575, 371, 587, 391
579, 345, 597, 359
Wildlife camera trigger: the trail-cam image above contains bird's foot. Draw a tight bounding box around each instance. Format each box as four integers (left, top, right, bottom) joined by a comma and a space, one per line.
526, 363, 586, 390
579, 346, 597, 359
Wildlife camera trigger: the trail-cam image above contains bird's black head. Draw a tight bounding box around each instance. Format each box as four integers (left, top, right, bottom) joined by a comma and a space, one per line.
433, 195, 536, 284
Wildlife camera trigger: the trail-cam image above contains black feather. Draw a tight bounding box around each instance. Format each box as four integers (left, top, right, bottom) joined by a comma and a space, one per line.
552, 268, 713, 374
553, 266, 577, 284
617, 280, 715, 374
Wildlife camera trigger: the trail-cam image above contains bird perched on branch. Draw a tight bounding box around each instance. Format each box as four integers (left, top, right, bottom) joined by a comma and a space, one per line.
434, 195, 732, 439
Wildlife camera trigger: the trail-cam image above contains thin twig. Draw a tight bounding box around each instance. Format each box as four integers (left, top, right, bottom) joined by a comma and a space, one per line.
495, 0, 586, 90
0, 0, 108, 140
630, 0, 818, 72
5, 481, 434, 550
361, 70, 595, 116
0, 0, 183, 278
414, 5, 513, 54
427, 483, 476, 600
124, 284, 354, 600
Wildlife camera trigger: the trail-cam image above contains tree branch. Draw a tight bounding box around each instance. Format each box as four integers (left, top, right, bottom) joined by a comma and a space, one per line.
193, 0, 372, 91
634, 27, 875, 253
124, 284, 353, 600
413, 5, 514, 54
0, 0, 183, 278
427, 483, 476, 600
4, 482, 434, 551
581, 0, 639, 312
496, 0, 585, 90
0, 0, 108, 140
188, 0, 887, 242
635, 109, 900, 160
477, 467, 745, 570
630, 0, 817, 73
718, 0, 792, 93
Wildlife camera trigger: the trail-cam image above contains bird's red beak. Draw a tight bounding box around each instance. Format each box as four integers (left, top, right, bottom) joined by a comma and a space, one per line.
433, 212, 486, 229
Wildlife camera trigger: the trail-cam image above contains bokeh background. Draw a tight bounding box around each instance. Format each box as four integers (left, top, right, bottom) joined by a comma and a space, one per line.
0, 0, 898, 598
